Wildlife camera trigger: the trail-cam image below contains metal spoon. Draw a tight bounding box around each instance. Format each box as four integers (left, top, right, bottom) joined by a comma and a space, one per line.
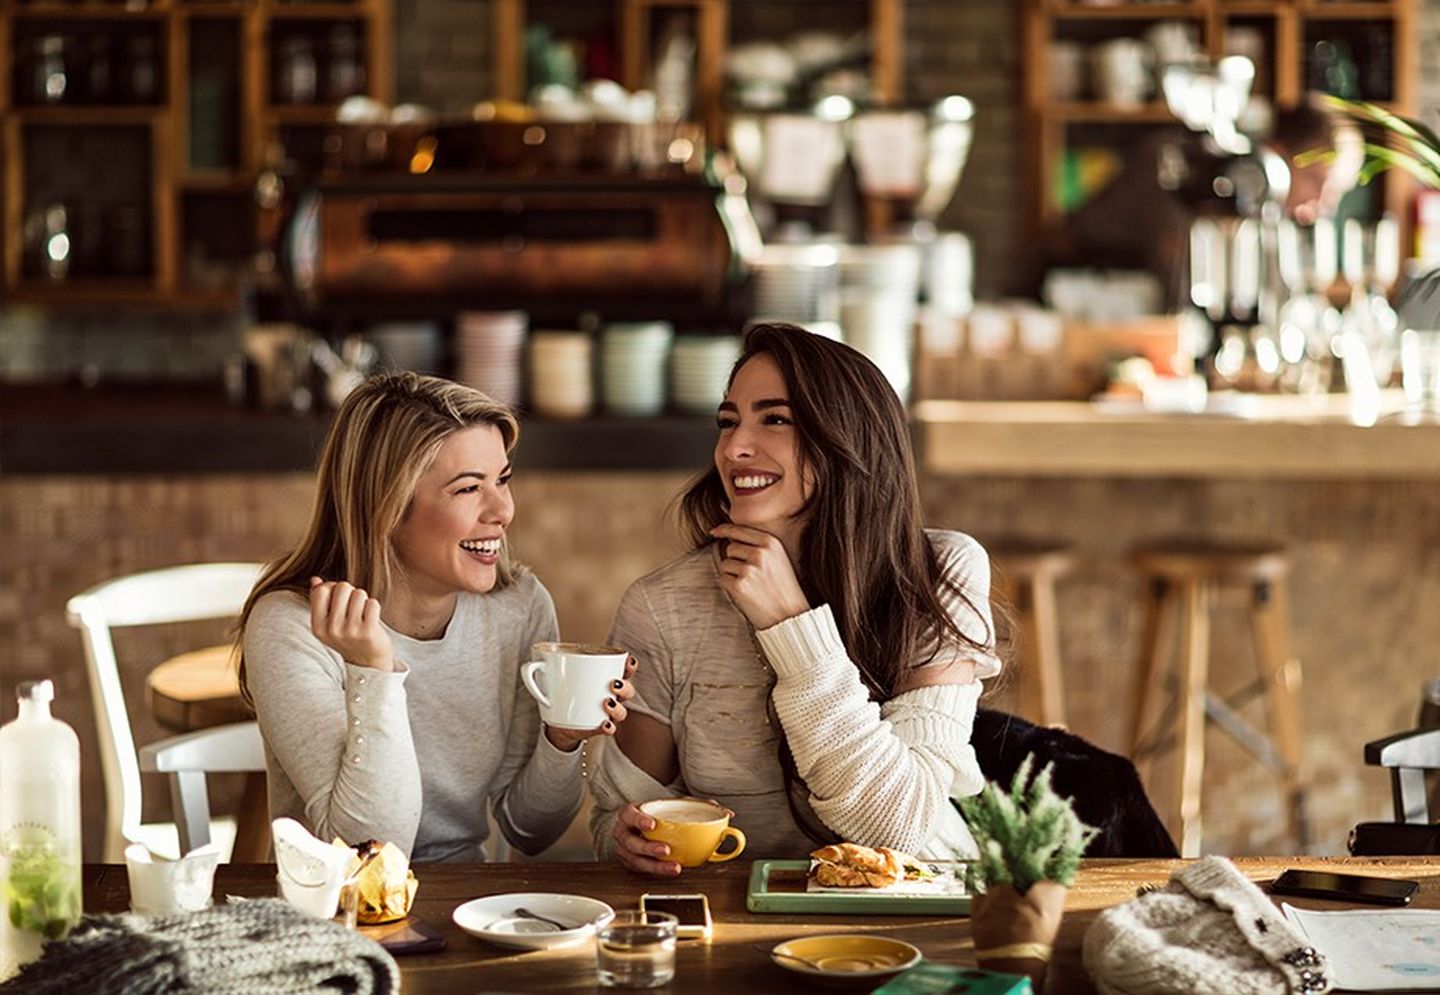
512, 907, 576, 932
768, 949, 828, 971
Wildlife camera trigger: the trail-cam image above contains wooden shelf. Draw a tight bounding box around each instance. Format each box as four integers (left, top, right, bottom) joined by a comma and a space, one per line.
265, 105, 342, 124
0, 0, 392, 308
1055, 102, 1177, 123
1023, 0, 1416, 234
13, 106, 165, 126
1300, 3, 1400, 18
181, 172, 255, 192
181, 3, 256, 15
1049, 3, 1206, 19
266, 2, 367, 17
6, 280, 167, 306
10, 3, 167, 17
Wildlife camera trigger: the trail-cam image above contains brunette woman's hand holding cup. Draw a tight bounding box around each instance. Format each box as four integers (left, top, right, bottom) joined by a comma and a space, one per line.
309, 576, 394, 671
710, 523, 811, 631
543, 656, 638, 752
612, 802, 683, 877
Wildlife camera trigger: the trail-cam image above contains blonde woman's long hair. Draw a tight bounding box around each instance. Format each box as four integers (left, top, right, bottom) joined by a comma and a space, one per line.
236, 372, 521, 705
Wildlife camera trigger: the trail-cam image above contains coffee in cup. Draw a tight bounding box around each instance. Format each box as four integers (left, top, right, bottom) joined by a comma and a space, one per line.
521, 642, 628, 731
639, 798, 746, 868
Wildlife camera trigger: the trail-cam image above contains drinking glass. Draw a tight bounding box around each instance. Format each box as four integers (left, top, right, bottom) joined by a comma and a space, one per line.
596, 910, 678, 989
1401, 328, 1440, 421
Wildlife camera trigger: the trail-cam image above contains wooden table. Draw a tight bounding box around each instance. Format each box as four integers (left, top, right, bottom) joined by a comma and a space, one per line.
82, 856, 1440, 993
145, 644, 269, 862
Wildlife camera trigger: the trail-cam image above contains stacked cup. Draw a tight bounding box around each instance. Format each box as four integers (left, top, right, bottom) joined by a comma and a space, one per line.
838, 244, 922, 402
671, 335, 742, 415
602, 322, 673, 416
530, 331, 594, 419
455, 311, 527, 406
752, 243, 841, 324
367, 322, 444, 375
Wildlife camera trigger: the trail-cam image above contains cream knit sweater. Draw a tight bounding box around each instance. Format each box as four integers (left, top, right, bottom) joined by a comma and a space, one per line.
589, 530, 999, 860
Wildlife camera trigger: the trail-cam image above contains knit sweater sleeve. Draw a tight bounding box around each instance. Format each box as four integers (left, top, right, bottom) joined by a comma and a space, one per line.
757, 606, 985, 853
245, 592, 424, 853
585, 575, 687, 854
488, 579, 585, 856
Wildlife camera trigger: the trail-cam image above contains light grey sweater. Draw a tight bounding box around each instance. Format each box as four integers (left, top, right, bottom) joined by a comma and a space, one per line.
245, 572, 583, 862
589, 529, 1000, 860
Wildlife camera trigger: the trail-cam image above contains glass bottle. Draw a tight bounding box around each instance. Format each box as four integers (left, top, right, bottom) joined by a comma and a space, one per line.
125, 35, 160, 104
0, 681, 82, 981
326, 24, 364, 102
32, 35, 68, 105
278, 35, 318, 105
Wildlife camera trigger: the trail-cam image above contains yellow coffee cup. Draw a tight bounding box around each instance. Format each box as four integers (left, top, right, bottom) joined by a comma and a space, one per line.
639, 798, 746, 868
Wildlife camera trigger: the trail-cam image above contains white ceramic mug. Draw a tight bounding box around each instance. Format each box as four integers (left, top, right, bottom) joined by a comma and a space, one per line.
521, 642, 628, 730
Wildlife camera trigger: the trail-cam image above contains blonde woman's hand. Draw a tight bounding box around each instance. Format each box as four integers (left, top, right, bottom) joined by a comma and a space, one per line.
709, 523, 811, 631
309, 576, 394, 672
544, 656, 638, 752
611, 802, 682, 877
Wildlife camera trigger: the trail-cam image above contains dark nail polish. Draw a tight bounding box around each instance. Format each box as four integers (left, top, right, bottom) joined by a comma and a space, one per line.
612, 679, 625, 690
606, 696, 618, 708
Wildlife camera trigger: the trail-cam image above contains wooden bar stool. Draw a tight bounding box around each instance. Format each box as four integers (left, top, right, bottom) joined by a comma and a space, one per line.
985, 538, 1075, 729
1129, 541, 1310, 857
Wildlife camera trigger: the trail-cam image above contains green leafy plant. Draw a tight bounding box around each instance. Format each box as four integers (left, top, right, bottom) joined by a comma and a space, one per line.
957, 753, 1098, 896
1301, 96, 1440, 189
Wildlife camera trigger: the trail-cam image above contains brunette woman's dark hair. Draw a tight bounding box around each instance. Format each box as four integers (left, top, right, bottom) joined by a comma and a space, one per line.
680, 322, 992, 700
679, 323, 996, 843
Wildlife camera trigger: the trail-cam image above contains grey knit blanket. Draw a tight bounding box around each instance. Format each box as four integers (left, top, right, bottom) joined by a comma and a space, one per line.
0, 898, 400, 994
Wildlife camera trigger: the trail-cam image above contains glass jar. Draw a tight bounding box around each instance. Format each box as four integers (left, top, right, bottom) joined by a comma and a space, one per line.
31, 35, 69, 105
84, 34, 113, 105
124, 35, 159, 103
326, 24, 364, 102
278, 36, 318, 105
22, 204, 71, 281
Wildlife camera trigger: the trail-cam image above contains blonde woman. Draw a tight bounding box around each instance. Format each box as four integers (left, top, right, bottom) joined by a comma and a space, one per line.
239, 372, 634, 861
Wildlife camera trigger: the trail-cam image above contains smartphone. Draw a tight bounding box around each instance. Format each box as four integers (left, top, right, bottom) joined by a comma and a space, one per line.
1270, 869, 1420, 907
639, 893, 713, 939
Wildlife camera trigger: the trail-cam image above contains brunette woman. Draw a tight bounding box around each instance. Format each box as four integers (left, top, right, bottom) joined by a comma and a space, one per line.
590, 323, 1001, 875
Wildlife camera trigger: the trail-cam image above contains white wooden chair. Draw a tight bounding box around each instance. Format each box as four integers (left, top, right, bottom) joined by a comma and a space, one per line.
139, 721, 266, 855
65, 562, 266, 862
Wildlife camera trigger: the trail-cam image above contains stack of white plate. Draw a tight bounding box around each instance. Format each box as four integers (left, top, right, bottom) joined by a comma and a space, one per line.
838, 244, 922, 403
455, 311, 527, 406
924, 233, 974, 317
671, 335, 742, 414
751, 243, 841, 324
529, 331, 593, 419
367, 322, 443, 374
602, 322, 673, 416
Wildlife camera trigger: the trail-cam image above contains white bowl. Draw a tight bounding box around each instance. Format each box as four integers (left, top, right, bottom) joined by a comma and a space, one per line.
452, 892, 615, 950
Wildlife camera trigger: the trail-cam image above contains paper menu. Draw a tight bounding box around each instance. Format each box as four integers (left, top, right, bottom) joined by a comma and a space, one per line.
1283, 905, 1440, 991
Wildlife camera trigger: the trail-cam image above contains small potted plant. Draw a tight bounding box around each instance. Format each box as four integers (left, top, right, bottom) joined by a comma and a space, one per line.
958, 754, 1098, 993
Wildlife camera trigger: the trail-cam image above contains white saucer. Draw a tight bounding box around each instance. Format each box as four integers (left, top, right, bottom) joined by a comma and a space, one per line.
452, 892, 615, 950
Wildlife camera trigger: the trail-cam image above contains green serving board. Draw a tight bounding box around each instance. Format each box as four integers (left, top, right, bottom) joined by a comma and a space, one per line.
745, 860, 972, 915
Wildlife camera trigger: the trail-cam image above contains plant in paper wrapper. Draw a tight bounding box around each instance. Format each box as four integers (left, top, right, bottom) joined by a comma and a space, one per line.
958, 754, 1097, 991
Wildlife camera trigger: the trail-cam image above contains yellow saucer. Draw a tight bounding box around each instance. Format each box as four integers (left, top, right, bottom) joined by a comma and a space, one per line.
772, 934, 922, 984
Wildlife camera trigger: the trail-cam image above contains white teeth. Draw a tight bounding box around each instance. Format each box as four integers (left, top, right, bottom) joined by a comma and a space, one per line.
734, 474, 778, 490
460, 538, 502, 554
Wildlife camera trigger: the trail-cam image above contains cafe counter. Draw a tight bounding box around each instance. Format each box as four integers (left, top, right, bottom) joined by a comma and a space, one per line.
913, 393, 1440, 479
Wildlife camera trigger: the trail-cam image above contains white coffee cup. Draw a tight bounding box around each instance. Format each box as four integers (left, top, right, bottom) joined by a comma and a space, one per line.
521, 642, 628, 730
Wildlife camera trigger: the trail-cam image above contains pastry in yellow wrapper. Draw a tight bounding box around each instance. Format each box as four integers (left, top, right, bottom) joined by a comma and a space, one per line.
335, 838, 418, 924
